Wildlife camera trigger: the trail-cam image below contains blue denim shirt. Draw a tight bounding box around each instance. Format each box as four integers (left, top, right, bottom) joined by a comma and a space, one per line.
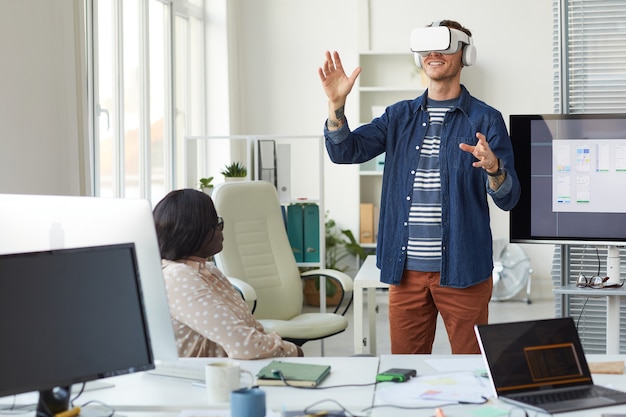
324, 86, 521, 288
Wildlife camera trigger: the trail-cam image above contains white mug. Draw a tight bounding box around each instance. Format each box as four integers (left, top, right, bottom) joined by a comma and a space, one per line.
205, 361, 254, 404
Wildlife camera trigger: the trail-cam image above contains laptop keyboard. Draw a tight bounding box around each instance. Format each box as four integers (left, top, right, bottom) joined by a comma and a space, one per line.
515, 386, 623, 405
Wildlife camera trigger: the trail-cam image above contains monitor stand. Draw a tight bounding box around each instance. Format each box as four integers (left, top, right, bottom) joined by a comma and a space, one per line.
37, 386, 70, 417
606, 245, 622, 286
605, 245, 625, 354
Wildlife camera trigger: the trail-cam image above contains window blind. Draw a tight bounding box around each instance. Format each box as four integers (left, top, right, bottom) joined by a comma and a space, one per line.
561, 0, 626, 113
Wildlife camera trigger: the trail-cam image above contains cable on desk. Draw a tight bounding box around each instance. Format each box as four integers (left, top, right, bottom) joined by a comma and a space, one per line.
360, 396, 489, 413
74, 400, 115, 417
0, 397, 37, 415
66, 382, 115, 417
272, 369, 378, 390
299, 399, 359, 417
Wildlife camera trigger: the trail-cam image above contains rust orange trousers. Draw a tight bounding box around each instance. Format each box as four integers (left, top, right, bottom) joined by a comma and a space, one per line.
388, 270, 493, 354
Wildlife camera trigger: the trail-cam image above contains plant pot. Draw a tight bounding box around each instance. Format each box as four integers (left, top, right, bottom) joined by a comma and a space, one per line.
303, 278, 343, 307
201, 186, 214, 196
224, 177, 246, 182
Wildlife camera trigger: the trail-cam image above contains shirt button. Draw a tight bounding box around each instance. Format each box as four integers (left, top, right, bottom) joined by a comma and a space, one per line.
401, 246, 406, 251
422, 122, 426, 127
406, 196, 411, 201
415, 145, 420, 150
403, 221, 408, 226
410, 170, 415, 174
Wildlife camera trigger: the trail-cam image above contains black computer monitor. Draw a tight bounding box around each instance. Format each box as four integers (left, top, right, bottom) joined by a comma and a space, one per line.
0, 243, 154, 417
509, 113, 626, 284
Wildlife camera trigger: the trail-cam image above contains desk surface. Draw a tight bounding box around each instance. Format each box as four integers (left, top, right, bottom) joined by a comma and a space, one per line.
374, 354, 626, 417
5, 355, 626, 417
91, 356, 380, 413
354, 255, 387, 287
0, 356, 380, 415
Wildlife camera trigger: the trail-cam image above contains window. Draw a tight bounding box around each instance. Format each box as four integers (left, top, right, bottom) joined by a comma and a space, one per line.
558, 0, 626, 113
91, 0, 205, 205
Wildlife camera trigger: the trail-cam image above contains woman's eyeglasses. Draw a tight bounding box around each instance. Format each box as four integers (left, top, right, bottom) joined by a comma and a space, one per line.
216, 216, 224, 231
576, 274, 609, 288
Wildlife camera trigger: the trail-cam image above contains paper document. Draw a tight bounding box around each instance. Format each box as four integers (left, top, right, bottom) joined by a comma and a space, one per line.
375, 371, 492, 407
425, 356, 486, 373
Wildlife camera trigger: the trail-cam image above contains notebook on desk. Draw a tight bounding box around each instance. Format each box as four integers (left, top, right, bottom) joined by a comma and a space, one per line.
256, 361, 331, 387
475, 317, 626, 414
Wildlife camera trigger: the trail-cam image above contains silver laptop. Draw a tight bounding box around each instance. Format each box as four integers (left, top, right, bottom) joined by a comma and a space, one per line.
475, 317, 626, 414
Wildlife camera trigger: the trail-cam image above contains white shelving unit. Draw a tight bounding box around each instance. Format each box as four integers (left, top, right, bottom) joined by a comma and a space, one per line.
356, 51, 425, 247
357, 51, 425, 124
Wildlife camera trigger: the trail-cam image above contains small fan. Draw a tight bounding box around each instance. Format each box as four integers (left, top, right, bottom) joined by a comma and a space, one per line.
491, 241, 533, 303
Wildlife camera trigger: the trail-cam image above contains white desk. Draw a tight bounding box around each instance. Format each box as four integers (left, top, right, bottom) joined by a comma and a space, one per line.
88, 357, 379, 412
0, 357, 380, 415
353, 255, 389, 355
375, 354, 626, 417
6, 355, 626, 417
554, 284, 626, 354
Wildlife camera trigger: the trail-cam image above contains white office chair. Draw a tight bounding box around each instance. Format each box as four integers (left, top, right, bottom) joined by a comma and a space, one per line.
227, 276, 257, 313
211, 180, 352, 346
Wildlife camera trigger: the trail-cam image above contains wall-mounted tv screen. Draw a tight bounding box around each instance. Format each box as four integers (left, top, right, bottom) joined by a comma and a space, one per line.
509, 113, 626, 245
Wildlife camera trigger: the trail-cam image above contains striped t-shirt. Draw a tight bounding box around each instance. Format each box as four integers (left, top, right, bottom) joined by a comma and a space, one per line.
405, 98, 457, 272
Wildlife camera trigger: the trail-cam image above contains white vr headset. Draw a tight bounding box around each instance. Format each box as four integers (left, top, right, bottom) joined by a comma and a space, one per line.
410, 25, 476, 67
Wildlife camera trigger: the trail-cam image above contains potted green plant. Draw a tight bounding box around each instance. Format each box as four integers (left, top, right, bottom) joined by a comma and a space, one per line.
198, 177, 214, 195
324, 217, 367, 272
303, 215, 367, 306
221, 162, 247, 181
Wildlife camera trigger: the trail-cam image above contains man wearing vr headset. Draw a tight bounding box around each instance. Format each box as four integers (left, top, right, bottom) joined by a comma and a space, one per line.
318, 20, 520, 354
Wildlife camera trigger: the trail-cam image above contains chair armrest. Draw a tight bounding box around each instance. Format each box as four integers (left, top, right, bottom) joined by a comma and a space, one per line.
227, 276, 257, 313
300, 269, 354, 315
300, 268, 354, 292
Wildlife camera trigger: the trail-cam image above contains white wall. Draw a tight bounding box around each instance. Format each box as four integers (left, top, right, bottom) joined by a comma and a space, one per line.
0, 0, 86, 196
229, 0, 362, 257
231, 0, 556, 296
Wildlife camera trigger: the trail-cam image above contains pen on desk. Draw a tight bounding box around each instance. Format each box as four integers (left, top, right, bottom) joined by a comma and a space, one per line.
435, 407, 446, 417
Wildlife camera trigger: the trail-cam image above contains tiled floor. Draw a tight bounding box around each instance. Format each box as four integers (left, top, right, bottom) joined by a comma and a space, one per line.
302, 290, 557, 357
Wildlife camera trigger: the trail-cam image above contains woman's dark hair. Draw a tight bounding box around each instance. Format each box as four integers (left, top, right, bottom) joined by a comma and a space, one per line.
153, 189, 219, 260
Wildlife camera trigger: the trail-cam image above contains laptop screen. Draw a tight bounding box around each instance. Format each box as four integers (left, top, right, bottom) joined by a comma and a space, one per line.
475, 318, 593, 395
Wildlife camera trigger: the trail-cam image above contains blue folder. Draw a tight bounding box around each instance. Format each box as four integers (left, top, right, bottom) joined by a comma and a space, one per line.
303, 203, 320, 263
287, 204, 304, 262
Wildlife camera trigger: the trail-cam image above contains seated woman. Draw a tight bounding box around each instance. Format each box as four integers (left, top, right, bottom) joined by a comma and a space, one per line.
153, 188, 303, 359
